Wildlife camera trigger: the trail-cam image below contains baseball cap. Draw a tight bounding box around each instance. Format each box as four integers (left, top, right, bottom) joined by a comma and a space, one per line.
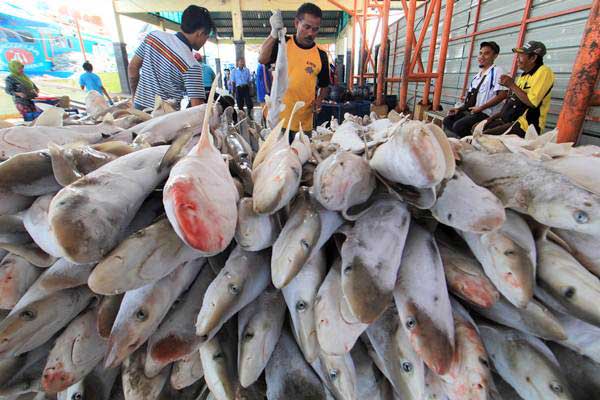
512, 41, 546, 57
481, 41, 500, 54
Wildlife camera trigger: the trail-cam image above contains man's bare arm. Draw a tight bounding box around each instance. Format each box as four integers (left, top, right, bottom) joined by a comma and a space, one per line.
128, 55, 143, 98
190, 98, 205, 107
258, 36, 277, 65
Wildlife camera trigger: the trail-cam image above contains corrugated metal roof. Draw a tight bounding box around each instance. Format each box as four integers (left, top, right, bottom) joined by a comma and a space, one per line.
386, 0, 598, 141
150, 10, 343, 39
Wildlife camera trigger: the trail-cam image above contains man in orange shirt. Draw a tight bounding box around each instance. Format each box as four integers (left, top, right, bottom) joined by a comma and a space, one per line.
258, 3, 331, 136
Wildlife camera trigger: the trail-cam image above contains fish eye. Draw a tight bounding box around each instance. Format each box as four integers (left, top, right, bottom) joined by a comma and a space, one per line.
573, 210, 589, 224
549, 381, 563, 393
244, 332, 254, 340
300, 239, 310, 249
296, 300, 307, 312
563, 287, 576, 299
19, 310, 36, 321
72, 393, 83, 400
401, 361, 413, 373
405, 316, 417, 330
228, 283, 240, 295
329, 368, 339, 381
135, 308, 148, 321
213, 352, 224, 360
343, 266, 352, 274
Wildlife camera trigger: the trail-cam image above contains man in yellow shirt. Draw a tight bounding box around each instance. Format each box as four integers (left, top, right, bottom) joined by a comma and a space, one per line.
482, 41, 554, 136
258, 3, 331, 138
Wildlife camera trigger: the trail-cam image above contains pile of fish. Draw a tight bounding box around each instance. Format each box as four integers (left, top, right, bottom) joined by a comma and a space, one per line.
0, 75, 600, 400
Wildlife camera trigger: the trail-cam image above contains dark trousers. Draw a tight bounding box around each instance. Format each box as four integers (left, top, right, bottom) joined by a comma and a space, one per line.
235, 85, 253, 118
481, 116, 526, 137
443, 110, 488, 137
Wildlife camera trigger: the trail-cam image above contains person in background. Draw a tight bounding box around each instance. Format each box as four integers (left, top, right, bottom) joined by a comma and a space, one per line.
482, 40, 554, 136
231, 57, 254, 117
258, 3, 331, 138
223, 68, 232, 93
443, 41, 507, 137
128, 5, 215, 110
79, 61, 113, 105
256, 63, 272, 104
194, 53, 216, 100
4, 60, 41, 119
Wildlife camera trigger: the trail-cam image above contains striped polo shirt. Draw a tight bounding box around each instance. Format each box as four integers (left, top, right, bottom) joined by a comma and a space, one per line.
134, 31, 204, 109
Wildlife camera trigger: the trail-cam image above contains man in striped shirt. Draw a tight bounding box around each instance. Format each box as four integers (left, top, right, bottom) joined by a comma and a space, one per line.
128, 6, 215, 110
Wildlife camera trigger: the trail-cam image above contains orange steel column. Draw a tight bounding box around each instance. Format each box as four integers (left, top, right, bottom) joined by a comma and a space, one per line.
359, 0, 368, 86
350, 0, 357, 89
376, 0, 391, 105
432, 0, 454, 110
461, 0, 482, 98
423, 0, 441, 105
557, 0, 600, 143
399, 0, 417, 111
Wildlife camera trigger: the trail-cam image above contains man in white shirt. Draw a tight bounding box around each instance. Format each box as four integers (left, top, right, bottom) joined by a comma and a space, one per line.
443, 41, 508, 137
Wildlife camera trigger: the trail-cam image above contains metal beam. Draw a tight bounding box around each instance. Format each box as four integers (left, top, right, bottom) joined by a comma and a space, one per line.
115, 0, 406, 13
231, 0, 243, 41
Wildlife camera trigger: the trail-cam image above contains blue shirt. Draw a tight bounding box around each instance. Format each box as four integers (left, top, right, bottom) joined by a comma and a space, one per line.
232, 67, 251, 86
79, 72, 103, 93
201, 63, 215, 87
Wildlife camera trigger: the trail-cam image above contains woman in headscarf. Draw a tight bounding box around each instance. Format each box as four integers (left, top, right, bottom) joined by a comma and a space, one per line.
4, 60, 40, 118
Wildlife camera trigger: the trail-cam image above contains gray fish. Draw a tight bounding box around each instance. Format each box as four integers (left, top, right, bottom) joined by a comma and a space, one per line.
224, 128, 254, 195
436, 230, 500, 308
432, 168, 505, 233
199, 323, 237, 400
537, 234, 600, 327
394, 224, 454, 375
266, 24, 288, 129
13, 258, 94, 312
0, 340, 53, 397
88, 218, 202, 295
48, 144, 182, 264
105, 259, 202, 368
0, 150, 60, 196
552, 229, 600, 277
351, 340, 393, 400
479, 324, 573, 400
265, 330, 327, 400
235, 197, 280, 252
272, 189, 343, 289
0, 214, 31, 244
365, 304, 425, 400
0, 287, 94, 358
145, 266, 215, 377
459, 210, 536, 308
472, 296, 566, 341
551, 310, 600, 364
459, 149, 600, 236
0, 242, 57, 268
312, 151, 376, 215
196, 246, 270, 342
0, 190, 35, 216
170, 350, 204, 390
281, 249, 327, 364
340, 197, 410, 323
314, 351, 358, 400
0, 253, 42, 310
23, 194, 62, 257
97, 294, 124, 339
237, 286, 286, 388
548, 342, 600, 400
42, 307, 107, 393
315, 260, 368, 355
122, 346, 169, 400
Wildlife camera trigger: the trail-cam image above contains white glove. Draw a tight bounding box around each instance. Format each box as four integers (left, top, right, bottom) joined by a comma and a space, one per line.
270, 11, 284, 39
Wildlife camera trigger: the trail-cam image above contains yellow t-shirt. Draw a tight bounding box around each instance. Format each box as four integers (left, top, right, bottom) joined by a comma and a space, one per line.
515, 64, 554, 132
269, 36, 331, 132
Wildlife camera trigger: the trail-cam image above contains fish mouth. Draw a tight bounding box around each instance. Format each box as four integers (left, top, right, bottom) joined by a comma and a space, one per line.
105, 337, 142, 369
42, 362, 74, 393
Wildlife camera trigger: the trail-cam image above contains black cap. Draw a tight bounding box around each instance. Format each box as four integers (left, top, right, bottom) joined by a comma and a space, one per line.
480, 41, 500, 54
512, 41, 546, 57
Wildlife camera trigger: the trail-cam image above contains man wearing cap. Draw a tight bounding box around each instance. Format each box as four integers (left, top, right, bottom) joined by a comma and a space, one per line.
482, 40, 554, 136
443, 41, 507, 137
